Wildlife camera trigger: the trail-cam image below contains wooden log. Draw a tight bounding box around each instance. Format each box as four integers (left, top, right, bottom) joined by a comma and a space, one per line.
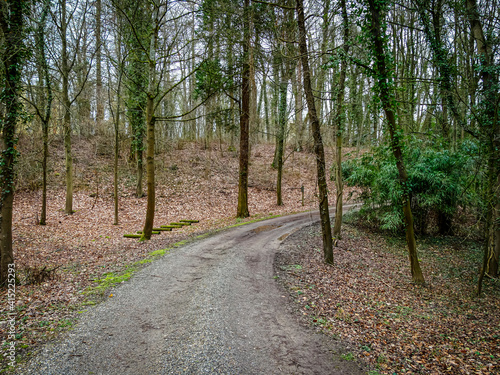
124, 234, 142, 238
136, 231, 160, 235
180, 220, 199, 224
161, 225, 182, 228
153, 227, 172, 231
170, 222, 190, 226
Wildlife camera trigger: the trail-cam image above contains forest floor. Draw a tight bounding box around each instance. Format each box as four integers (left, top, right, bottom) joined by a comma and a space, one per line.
275, 219, 500, 375
1, 139, 499, 374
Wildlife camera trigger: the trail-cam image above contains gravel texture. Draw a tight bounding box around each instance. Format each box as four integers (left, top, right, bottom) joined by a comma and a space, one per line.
17, 211, 365, 375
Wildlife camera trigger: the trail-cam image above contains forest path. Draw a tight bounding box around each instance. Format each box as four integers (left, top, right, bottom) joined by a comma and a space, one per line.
19, 209, 364, 375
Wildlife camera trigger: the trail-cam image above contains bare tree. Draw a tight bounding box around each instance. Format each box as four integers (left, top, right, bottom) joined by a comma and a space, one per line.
296, 0, 333, 264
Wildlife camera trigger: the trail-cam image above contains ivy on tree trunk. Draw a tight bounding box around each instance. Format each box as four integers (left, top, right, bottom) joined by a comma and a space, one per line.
0, 0, 27, 284
365, 0, 425, 284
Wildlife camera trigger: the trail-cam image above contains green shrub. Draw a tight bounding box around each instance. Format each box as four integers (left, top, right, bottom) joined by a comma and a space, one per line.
341, 137, 479, 234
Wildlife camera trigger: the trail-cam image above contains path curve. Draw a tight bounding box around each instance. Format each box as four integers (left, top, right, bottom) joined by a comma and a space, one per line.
19, 209, 365, 375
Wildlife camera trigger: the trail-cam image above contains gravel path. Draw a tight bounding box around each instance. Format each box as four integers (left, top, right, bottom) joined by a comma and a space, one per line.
18, 211, 365, 374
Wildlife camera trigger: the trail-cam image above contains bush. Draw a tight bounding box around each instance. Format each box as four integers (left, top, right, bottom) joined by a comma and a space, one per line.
341, 137, 479, 234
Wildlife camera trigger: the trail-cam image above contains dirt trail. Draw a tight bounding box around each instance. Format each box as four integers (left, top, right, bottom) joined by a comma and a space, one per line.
18, 211, 365, 375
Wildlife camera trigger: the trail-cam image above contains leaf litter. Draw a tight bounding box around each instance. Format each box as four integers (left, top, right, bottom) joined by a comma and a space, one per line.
275, 221, 500, 375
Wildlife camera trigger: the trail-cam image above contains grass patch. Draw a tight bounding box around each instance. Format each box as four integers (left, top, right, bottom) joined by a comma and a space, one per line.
86, 269, 136, 295
134, 259, 153, 265
341, 352, 355, 361
149, 249, 167, 257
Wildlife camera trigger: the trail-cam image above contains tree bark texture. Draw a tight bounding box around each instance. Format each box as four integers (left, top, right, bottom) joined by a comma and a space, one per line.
296, 0, 333, 264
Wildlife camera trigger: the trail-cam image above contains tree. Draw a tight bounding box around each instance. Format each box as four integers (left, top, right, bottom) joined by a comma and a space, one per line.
332, 0, 349, 240
55, 0, 93, 215
118, 0, 199, 239
414, 0, 466, 136
466, 0, 500, 293
106, 7, 126, 226
296, 0, 333, 264
35, 0, 53, 226
22, 0, 54, 226
274, 2, 294, 206
364, 0, 425, 284
95, 0, 104, 131
0, 0, 28, 284
117, 0, 150, 198
60, 0, 73, 215
237, 0, 251, 218
140, 0, 162, 240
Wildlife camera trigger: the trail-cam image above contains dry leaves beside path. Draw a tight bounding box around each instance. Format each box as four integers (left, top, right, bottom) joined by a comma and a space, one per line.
275, 222, 500, 375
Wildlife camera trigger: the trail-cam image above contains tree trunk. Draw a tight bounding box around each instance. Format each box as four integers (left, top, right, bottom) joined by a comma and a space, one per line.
120, 0, 148, 198
263, 73, 271, 143
366, 0, 424, 284
492, 177, 500, 276
35, 0, 52, 226
296, 0, 333, 264
113, 116, 120, 226
0, 0, 26, 284
276, 72, 287, 206
249, 28, 258, 146
113, 36, 124, 226
0, 191, 14, 285
61, 0, 74, 215
292, 61, 304, 151
271, 52, 280, 168
95, 0, 104, 131
276, 4, 294, 206
466, 0, 500, 289
315, 0, 330, 125
141, 2, 159, 240
136, 146, 144, 198
237, 0, 251, 218
41, 121, 48, 225
332, 0, 349, 240
141, 95, 155, 239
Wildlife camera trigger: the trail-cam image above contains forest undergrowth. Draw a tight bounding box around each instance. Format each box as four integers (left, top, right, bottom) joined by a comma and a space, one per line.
275, 215, 499, 375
